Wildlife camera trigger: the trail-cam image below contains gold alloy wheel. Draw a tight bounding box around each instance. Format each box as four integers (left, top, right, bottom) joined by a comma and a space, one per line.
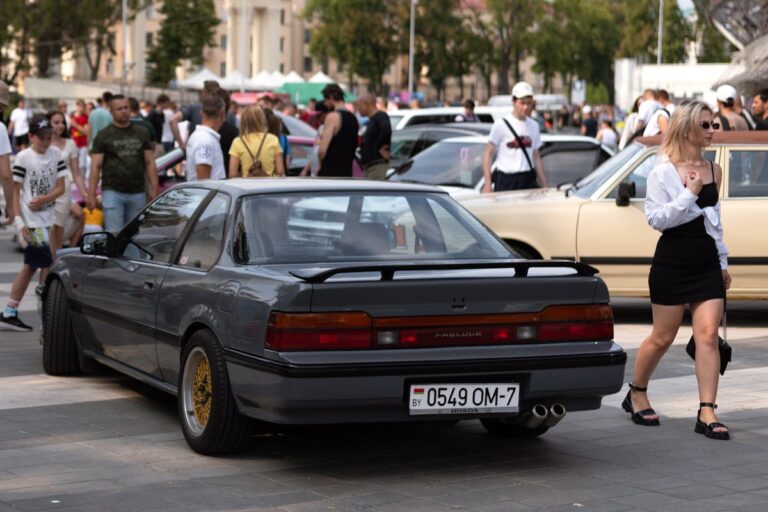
182, 346, 214, 437
192, 356, 212, 428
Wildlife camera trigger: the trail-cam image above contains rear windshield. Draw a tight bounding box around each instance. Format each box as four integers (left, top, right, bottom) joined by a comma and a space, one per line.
234, 192, 511, 264
390, 141, 486, 188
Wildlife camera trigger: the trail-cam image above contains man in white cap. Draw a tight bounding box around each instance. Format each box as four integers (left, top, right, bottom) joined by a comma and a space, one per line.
482, 81, 547, 193
0, 81, 13, 223
715, 84, 749, 131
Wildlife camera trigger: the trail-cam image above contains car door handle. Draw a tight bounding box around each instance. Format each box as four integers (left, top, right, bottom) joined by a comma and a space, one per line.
143, 280, 154, 290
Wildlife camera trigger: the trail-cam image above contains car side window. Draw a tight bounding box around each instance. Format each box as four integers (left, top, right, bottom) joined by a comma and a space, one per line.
541, 145, 600, 186
177, 193, 231, 270
390, 131, 421, 160
607, 154, 656, 199
121, 188, 209, 263
727, 150, 768, 197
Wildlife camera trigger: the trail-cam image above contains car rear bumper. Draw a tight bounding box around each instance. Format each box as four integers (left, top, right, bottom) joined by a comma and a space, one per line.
224, 346, 627, 424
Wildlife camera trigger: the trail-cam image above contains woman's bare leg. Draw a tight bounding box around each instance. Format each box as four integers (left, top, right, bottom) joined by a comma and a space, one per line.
49, 225, 64, 260
630, 304, 685, 418
690, 298, 726, 432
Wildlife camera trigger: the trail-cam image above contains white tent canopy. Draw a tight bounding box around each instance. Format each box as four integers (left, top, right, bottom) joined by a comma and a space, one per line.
248, 70, 274, 89
270, 71, 286, 88
219, 70, 248, 90
308, 71, 334, 84
283, 71, 305, 83
178, 68, 221, 89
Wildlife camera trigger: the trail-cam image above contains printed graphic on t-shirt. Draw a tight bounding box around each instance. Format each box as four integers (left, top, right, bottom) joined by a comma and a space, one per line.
505, 136, 533, 149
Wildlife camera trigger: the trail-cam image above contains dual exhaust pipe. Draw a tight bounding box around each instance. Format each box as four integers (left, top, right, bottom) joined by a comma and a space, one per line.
523, 403, 567, 429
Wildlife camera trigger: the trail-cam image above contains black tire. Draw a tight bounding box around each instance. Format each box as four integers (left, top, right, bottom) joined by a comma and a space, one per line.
178, 329, 254, 455
506, 242, 540, 260
480, 418, 549, 438
42, 279, 80, 376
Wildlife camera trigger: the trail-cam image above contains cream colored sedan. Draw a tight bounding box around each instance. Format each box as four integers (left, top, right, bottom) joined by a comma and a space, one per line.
459, 132, 768, 299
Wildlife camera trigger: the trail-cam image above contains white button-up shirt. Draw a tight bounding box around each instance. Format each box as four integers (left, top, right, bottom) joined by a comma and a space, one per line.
645, 157, 728, 269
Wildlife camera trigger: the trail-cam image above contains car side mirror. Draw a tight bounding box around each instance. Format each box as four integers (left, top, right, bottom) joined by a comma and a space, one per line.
615, 181, 636, 207
80, 231, 117, 256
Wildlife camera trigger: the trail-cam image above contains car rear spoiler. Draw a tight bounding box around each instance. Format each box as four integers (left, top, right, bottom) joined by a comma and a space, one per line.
290, 260, 598, 283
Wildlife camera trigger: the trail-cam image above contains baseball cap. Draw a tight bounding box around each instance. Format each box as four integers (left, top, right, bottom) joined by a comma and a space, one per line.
0, 81, 9, 108
511, 81, 534, 99
582, 105, 592, 114
716, 84, 737, 104
28, 114, 53, 136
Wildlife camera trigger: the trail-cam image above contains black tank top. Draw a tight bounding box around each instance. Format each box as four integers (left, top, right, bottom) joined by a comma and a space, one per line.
319, 110, 359, 177
663, 161, 718, 238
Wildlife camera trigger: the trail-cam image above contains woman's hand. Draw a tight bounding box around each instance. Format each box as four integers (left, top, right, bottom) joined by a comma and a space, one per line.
722, 269, 732, 290
686, 171, 703, 195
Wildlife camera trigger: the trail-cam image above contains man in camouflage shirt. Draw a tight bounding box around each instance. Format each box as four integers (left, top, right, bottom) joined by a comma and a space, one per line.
88, 94, 159, 232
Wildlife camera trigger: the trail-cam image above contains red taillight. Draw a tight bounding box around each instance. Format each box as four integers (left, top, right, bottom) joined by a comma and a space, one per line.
539, 305, 614, 342
265, 305, 613, 351
266, 312, 373, 351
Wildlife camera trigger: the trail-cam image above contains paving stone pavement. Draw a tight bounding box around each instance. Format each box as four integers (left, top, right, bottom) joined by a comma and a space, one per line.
1, 227, 768, 512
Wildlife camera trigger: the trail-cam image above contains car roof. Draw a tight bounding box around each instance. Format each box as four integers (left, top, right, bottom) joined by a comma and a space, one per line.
397, 122, 491, 133
636, 131, 768, 146
422, 134, 607, 145
179, 178, 447, 196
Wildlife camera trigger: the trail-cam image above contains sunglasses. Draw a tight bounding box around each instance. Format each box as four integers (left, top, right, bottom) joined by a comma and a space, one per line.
698, 121, 720, 130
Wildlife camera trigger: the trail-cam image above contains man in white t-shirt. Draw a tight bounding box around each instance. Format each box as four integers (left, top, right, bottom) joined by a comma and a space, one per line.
185, 96, 226, 181
482, 81, 547, 192
0, 81, 14, 222
642, 89, 675, 137
8, 98, 31, 150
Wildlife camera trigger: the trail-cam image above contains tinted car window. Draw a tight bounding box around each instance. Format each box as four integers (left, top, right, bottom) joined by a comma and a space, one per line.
390, 141, 486, 188
606, 154, 656, 199
178, 193, 230, 270
390, 130, 422, 161
235, 192, 510, 264
572, 142, 645, 198
407, 114, 458, 127
276, 112, 316, 138
122, 188, 209, 263
728, 150, 768, 197
541, 144, 600, 186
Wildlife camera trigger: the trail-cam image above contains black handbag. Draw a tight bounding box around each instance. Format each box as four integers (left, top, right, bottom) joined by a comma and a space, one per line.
685, 299, 731, 375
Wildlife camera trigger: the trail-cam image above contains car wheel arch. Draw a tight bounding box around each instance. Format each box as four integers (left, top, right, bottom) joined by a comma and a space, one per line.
180, 322, 216, 356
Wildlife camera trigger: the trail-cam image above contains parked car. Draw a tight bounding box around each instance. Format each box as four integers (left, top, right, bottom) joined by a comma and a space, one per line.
388, 106, 513, 131
276, 112, 316, 138
39, 178, 626, 454
458, 132, 768, 299
389, 134, 615, 195
390, 123, 492, 167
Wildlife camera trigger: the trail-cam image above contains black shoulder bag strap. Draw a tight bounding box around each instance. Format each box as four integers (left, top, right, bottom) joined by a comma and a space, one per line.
718, 114, 731, 131
502, 118, 535, 172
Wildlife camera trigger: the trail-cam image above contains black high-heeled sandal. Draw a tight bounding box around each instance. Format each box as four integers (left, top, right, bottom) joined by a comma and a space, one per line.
695, 403, 730, 440
621, 383, 660, 426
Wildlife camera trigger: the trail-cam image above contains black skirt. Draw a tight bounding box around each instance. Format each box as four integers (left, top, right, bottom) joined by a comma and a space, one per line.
649, 216, 725, 306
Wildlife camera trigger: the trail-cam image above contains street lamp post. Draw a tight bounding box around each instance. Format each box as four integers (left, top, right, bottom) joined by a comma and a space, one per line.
657, 0, 664, 88
407, 0, 417, 97
122, 0, 128, 93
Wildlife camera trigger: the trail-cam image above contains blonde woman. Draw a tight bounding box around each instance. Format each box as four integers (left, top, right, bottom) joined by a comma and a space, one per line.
228, 106, 284, 178
623, 101, 731, 440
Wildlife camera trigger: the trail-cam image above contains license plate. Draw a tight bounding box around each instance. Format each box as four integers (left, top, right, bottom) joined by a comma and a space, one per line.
409, 383, 519, 415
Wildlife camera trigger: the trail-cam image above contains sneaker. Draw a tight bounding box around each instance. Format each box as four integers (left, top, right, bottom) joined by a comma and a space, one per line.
0, 314, 33, 332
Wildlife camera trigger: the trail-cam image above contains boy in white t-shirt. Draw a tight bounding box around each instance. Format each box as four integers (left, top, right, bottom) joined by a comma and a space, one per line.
1, 115, 66, 331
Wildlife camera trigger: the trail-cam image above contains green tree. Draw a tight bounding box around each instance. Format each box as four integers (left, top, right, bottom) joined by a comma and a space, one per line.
695, 16, 736, 63
0, 0, 32, 84
147, 0, 219, 86
618, 0, 693, 63
415, 0, 462, 100
304, 0, 403, 94
486, 0, 540, 95
464, 8, 496, 100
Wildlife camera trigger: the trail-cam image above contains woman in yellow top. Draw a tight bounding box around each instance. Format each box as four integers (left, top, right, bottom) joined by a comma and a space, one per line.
228, 106, 285, 178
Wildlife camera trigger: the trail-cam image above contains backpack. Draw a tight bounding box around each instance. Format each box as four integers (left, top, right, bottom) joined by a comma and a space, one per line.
240, 134, 268, 177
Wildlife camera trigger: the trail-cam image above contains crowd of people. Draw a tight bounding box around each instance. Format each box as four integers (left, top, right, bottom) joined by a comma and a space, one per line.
0, 79, 389, 331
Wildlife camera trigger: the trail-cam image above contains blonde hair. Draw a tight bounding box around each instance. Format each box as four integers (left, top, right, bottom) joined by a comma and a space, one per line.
239, 106, 268, 135
659, 100, 712, 162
